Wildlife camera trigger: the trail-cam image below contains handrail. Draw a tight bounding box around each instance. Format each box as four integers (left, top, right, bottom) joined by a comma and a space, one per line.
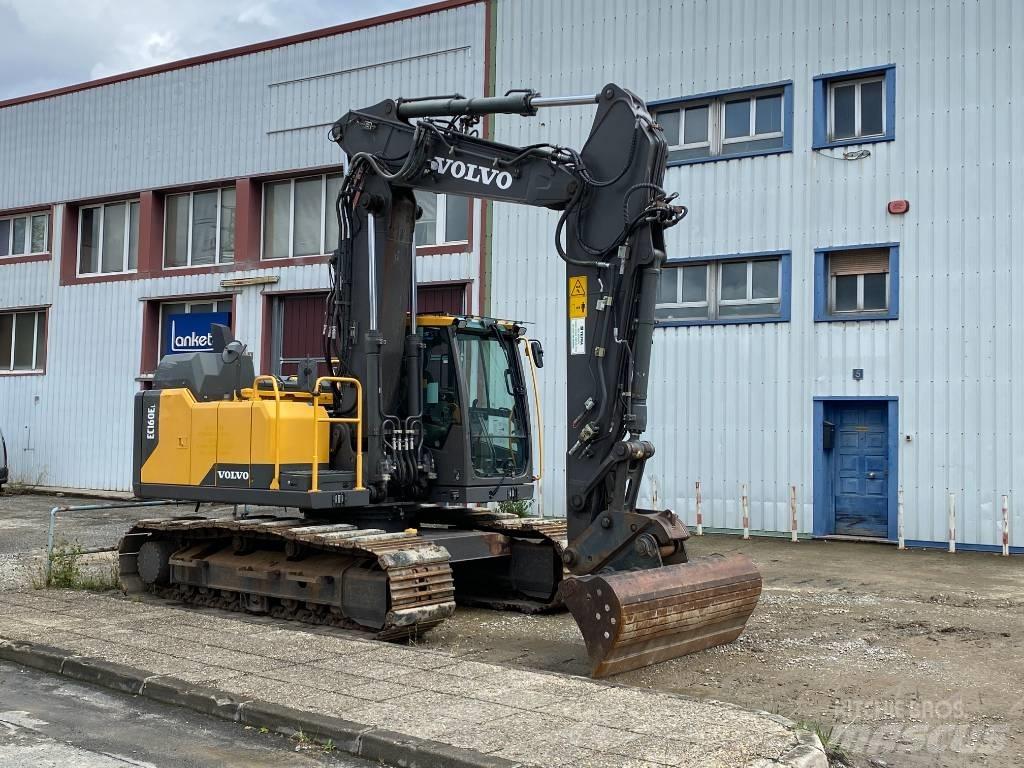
251, 375, 282, 490
311, 377, 365, 493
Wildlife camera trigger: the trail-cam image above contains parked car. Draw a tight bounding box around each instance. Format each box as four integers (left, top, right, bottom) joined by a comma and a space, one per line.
0, 428, 7, 490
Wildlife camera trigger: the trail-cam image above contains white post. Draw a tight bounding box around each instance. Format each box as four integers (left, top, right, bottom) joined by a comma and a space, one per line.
695, 480, 703, 536
897, 487, 905, 550
1002, 495, 1010, 557
741, 483, 750, 540
789, 485, 798, 542
947, 492, 956, 554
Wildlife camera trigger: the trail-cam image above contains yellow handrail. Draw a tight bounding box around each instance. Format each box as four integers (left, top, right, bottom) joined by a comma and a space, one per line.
311, 377, 364, 493
251, 375, 282, 490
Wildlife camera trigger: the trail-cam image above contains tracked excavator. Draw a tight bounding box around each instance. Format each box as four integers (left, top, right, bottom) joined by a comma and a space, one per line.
122, 84, 761, 677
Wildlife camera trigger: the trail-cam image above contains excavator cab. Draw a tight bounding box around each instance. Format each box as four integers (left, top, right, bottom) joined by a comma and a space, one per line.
417, 314, 535, 505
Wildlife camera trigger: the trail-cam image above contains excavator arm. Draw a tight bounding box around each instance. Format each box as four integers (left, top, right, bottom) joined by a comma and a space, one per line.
328, 84, 761, 675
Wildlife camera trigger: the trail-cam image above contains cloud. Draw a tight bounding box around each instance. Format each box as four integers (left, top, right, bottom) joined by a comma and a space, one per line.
0, 0, 422, 100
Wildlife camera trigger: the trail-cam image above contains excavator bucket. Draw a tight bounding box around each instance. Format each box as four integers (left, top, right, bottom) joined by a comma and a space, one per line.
560, 554, 762, 678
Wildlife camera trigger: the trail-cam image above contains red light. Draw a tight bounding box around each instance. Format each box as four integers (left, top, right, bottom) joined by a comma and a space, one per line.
887, 199, 910, 215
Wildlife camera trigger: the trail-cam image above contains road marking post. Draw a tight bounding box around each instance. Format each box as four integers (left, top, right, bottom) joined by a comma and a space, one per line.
741, 483, 750, 540
1002, 495, 1010, 557
897, 487, 905, 550
789, 485, 798, 542
948, 493, 956, 554
695, 480, 703, 536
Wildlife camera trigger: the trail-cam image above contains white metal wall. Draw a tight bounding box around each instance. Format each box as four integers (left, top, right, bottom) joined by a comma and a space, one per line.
0, 4, 486, 491
488, 0, 1024, 548
0, 4, 486, 209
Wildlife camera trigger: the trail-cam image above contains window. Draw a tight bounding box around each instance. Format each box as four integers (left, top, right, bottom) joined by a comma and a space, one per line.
158, 299, 232, 360
0, 212, 49, 258
0, 309, 47, 373
814, 244, 899, 322
414, 191, 471, 246
657, 253, 790, 325
165, 188, 235, 267
262, 174, 343, 259
813, 66, 895, 148
78, 201, 140, 275
653, 83, 791, 164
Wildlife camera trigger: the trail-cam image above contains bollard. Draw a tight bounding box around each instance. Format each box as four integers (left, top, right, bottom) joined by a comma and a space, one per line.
947, 493, 956, 554
741, 483, 750, 540
695, 480, 703, 536
789, 485, 798, 542
897, 487, 905, 550
1002, 495, 1010, 557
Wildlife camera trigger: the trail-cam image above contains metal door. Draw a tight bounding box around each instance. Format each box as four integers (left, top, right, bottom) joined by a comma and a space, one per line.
833, 403, 889, 537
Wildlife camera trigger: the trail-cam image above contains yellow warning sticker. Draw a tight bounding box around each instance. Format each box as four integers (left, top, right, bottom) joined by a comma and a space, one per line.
568, 276, 588, 318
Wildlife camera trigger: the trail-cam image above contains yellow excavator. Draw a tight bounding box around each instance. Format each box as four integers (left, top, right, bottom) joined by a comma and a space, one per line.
121, 84, 761, 677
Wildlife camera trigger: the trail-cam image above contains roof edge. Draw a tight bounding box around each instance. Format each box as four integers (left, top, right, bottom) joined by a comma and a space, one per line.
0, 0, 480, 110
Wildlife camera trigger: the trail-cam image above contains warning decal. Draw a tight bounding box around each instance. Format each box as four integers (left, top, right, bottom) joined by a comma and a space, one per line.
568, 276, 588, 318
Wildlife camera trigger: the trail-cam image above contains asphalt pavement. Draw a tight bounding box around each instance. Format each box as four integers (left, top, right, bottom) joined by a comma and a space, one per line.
0, 660, 381, 768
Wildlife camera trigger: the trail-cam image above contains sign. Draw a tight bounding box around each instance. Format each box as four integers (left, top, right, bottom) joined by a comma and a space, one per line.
165, 312, 231, 355
568, 276, 588, 318
570, 318, 586, 355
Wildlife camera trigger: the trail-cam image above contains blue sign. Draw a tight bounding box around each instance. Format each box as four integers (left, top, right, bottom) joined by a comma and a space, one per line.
164, 312, 231, 355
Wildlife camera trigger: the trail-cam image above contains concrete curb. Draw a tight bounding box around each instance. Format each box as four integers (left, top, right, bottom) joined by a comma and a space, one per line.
0, 636, 826, 768
0, 638, 521, 768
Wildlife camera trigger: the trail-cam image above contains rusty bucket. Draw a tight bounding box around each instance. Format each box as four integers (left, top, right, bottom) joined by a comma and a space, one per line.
560, 554, 762, 677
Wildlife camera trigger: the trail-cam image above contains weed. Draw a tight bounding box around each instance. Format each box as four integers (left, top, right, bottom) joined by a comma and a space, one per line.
322, 739, 336, 754
258, 726, 269, 735
796, 720, 850, 764
35, 541, 120, 591
497, 499, 534, 518
4, 469, 50, 495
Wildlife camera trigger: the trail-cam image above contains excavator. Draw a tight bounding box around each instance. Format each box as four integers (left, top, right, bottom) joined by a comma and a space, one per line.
121, 84, 761, 677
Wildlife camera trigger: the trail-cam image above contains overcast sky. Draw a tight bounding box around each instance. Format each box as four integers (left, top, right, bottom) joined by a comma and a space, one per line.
0, 0, 425, 101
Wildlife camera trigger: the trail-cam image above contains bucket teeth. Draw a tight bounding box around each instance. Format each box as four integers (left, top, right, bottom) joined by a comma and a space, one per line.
560, 554, 762, 678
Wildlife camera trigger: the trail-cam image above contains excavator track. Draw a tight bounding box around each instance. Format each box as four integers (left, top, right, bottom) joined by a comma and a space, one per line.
423, 512, 570, 613
119, 515, 455, 640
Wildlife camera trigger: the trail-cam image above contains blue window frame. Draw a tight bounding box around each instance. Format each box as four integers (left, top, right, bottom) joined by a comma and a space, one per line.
814, 243, 899, 322
649, 81, 793, 167
813, 65, 896, 149
656, 250, 791, 327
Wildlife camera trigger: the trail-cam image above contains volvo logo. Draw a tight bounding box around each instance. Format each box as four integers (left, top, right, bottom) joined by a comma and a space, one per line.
217, 470, 249, 481
429, 156, 513, 190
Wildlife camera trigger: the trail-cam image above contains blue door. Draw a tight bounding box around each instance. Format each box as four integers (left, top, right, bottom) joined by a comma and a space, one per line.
833, 403, 889, 537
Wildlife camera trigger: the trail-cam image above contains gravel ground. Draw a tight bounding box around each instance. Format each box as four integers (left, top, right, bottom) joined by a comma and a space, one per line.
0, 491, 231, 590
2, 491, 1020, 767
422, 536, 1024, 768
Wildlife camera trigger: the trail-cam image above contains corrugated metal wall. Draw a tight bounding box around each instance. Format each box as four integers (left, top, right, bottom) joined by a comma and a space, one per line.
0, 4, 486, 491
488, 0, 1024, 548
0, 4, 486, 209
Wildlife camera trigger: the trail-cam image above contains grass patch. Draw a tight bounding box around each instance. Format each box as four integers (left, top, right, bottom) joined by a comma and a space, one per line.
497, 499, 534, 518
35, 541, 120, 591
795, 720, 851, 765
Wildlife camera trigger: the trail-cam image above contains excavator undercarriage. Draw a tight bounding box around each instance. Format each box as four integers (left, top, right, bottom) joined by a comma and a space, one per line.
124, 83, 762, 677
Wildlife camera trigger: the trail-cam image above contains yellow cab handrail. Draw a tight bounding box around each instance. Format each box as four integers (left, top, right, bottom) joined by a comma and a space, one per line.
311, 377, 364, 493
251, 375, 282, 490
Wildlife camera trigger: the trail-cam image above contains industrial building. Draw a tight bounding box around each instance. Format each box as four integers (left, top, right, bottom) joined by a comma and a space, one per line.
1, 0, 1020, 552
